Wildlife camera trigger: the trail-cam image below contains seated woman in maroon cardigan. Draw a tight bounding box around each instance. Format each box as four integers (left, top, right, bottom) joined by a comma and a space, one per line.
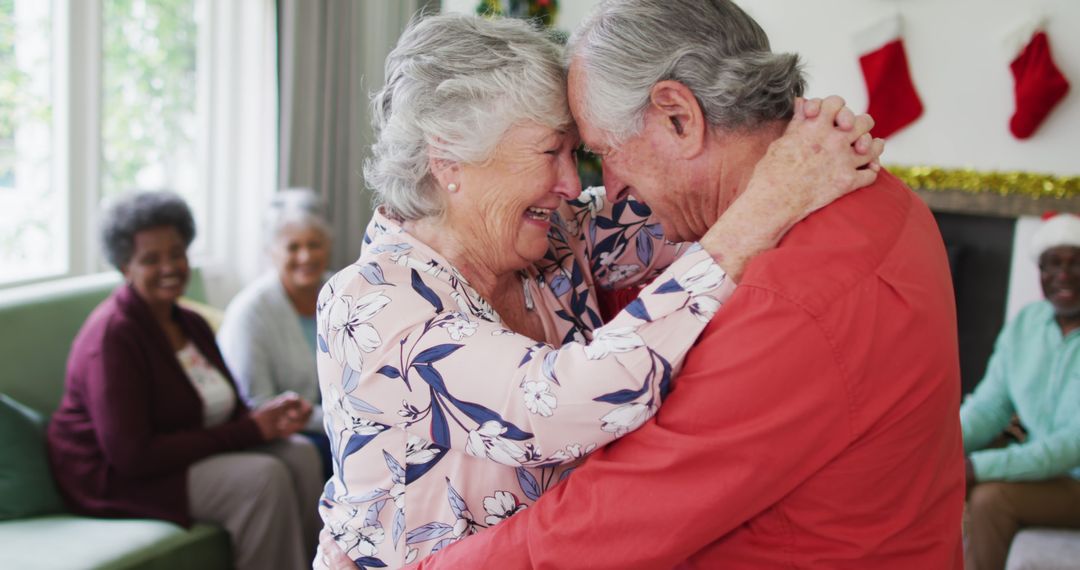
47, 191, 324, 570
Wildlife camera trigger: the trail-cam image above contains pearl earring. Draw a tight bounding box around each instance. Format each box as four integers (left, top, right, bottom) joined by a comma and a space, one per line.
448, 183, 459, 193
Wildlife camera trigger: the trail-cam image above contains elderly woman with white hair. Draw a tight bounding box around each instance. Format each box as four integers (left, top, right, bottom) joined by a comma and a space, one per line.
963, 213, 1080, 570
316, 13, 882, 568
218, 188, 335, 478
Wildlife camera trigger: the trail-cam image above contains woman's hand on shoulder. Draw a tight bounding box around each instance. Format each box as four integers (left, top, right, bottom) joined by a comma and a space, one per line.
697, 96, 884, 282
760, 95, 885, 215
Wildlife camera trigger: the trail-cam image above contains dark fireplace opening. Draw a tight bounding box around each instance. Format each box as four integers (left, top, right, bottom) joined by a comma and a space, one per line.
934, 212, 1016, 396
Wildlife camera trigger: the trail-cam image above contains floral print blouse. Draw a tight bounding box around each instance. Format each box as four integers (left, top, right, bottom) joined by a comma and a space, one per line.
315, 188, 734, 569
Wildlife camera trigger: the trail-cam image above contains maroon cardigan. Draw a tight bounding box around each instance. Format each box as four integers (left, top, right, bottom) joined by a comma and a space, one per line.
47, 284, 264, 527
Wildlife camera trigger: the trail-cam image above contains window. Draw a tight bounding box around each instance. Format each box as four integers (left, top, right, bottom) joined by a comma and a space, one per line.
0, 0, 276, 302
0, 0, 209, 287
0, 0, 61, 284
100, 0, 203, 222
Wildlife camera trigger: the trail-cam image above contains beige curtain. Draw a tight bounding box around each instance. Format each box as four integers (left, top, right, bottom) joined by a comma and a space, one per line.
278, 0, 439, 270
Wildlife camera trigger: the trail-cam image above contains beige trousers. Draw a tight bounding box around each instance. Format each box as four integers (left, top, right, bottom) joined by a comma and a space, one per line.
965, 478, 1080, 570
188, 435, 324, 570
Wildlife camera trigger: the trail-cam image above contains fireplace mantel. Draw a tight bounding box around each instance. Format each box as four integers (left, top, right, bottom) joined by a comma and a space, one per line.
890, 166, 1080, 218
913, 189, 1080, 218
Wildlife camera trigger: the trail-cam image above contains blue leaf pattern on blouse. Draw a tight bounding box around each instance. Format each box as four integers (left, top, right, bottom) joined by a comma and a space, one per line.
315, 188, 733, 568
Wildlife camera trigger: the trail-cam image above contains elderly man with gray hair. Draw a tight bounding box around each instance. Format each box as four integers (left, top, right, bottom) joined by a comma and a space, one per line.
410, 0, 965, 568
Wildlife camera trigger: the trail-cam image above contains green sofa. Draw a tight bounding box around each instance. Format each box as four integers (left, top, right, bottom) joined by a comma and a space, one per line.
0, 272, 232, 570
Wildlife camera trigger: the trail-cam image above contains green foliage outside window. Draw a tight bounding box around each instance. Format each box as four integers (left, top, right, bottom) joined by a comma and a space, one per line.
100, 0, 197, 200
0, 0, 50, 188
0, 0, 18, 188
0, 0, 56, 280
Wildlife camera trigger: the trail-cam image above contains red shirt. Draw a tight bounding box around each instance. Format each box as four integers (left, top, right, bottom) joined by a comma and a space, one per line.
415, 172, 965, 569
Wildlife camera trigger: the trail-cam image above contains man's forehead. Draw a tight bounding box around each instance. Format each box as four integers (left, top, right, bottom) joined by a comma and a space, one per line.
566, 59, 605, 148
566, 57, 586, 98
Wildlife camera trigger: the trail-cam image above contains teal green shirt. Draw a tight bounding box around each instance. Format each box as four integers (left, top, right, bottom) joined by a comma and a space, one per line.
961, 300, 1080, 481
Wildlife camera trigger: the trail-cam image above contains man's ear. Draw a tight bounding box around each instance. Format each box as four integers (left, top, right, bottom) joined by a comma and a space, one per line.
648, 80, 706, 157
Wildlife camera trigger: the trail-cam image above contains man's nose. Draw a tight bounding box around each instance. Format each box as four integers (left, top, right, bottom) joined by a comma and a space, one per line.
602, 168, 625, 202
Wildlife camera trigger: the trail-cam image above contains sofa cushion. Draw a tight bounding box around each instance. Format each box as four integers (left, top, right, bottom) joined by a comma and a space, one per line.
0, 273, 121, 414
0, 516, 231, 570
0, 269, 208, 415
0, 394, 65, 520
1006, 527, 1080, 570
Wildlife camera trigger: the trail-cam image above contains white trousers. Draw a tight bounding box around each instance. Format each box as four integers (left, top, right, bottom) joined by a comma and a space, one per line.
188, 435, 324, 570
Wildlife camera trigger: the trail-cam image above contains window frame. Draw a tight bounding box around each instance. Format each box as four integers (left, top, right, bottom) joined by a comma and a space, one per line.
0, 0, 218, 290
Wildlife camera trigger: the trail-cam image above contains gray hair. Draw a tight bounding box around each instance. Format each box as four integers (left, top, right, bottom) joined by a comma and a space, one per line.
364, 13, 572, 220
264, 188, 331, 246
100, 190, 196, 269
568, 0, 805, 146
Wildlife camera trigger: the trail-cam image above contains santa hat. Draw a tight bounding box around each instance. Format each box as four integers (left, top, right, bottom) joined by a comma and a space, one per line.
1030, 212, 1080, 260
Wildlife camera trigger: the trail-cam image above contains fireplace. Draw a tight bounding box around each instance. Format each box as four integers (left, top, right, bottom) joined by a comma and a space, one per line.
906, 168, 1080, 396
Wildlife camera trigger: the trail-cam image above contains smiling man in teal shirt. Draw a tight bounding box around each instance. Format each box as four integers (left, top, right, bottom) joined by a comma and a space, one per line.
963, 213, 1080, 570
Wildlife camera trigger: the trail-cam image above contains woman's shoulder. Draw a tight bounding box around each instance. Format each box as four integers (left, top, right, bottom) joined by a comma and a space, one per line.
349, 216, 469, 304
347, 208, 499, 323
316, 259, 455, 384
322, 254, 452, 315
176, 303, 215, 337
72, 288, 148, 355
222, 272, 287, 324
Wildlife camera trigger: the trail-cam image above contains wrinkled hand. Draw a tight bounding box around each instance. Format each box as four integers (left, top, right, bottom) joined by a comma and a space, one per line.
802, 96, 882, 163
754, 95, 885, 217
251, 392, 312, 441
697, 96, 884, 283
319, 527, 356, 570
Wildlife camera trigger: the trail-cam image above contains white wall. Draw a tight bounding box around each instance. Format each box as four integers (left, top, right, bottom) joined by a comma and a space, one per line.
730, 0, 1080, 318
1007, 218, 1043, 321
736, 0, 1080, 176
451, 0, 1080, 175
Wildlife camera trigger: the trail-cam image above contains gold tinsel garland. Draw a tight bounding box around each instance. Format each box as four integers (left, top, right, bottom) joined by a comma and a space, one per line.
888, 165, 1080, 200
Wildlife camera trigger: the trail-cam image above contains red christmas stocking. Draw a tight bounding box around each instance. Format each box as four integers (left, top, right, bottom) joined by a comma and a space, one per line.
853, 14, 924, 138
1006, 21, 1070, 139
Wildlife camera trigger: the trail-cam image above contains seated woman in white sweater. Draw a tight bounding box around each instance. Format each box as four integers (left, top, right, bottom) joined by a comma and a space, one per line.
218, 188, 333, 477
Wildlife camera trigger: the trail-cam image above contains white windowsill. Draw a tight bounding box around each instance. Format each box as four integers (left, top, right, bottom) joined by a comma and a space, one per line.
0, 271, 121, 308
